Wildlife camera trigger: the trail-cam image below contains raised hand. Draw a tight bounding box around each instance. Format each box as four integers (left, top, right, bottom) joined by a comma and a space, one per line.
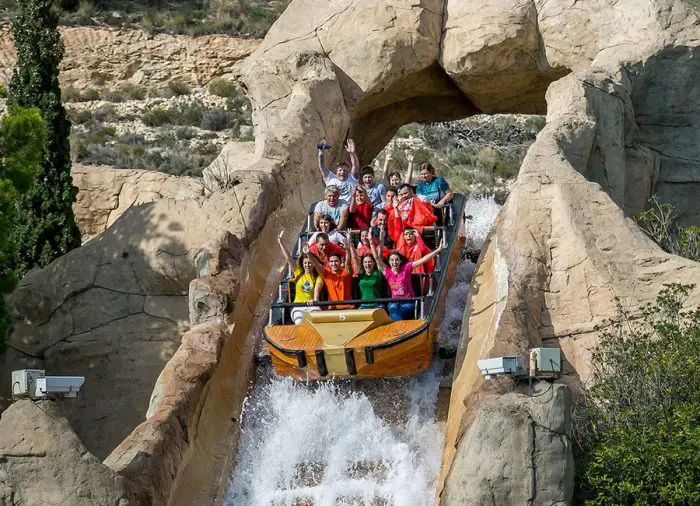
385, 142, 394, 160
345, 138, 356, 153
301, 241, 310, 254
405, 151, 415, 163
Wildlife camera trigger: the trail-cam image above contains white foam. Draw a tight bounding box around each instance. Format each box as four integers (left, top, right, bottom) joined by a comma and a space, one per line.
225, 375, 443, 506
463, 196, 502, 249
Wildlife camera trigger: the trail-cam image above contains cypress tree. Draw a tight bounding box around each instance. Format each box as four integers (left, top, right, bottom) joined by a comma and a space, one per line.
8, 0, 81, 274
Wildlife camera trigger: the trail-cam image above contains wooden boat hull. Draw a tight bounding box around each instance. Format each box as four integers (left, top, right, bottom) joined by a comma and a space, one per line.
266, 319, 434, 380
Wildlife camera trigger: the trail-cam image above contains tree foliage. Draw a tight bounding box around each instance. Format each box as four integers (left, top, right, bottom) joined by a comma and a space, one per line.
8, 0, 81, 275
0, 107, 48, 350
576, 284, 700, 505
636, 196, 700, 262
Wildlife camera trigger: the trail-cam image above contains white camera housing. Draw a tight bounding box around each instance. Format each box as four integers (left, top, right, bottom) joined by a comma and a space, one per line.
11, 370, 85, 399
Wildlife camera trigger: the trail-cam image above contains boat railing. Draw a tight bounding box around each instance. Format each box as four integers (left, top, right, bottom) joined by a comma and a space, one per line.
269, 297, 427, 325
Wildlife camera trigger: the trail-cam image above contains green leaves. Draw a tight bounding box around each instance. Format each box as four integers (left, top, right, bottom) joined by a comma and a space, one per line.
577, 284, 700, 505
8, 0, 81, 278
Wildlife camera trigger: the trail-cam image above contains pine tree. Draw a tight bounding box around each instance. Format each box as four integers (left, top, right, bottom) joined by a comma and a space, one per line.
8, 0, 81, 275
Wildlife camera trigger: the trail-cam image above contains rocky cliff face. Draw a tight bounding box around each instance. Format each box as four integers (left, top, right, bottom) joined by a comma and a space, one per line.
0, 26, 259, 89
2, 0, 700, 503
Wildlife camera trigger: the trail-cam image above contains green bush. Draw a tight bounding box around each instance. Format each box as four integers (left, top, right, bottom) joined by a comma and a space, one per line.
0, 83, 7, 98
208, 78, 240, 98
201, 107, 233, 131
166, 79, 191, 97
576, 284, 700, 505
635, 196, 700, 261
120, 83, 147, 101
0, 107, 48, 348
142, 107, 171, 127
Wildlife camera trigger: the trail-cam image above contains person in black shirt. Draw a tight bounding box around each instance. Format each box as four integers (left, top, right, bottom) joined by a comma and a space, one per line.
371, 209, 395, 250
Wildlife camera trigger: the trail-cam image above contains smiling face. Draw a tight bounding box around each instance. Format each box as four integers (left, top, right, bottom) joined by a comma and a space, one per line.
389, 253, 402, 270
317, 238, 328, 255
319, 218, 331, 233
362, 255, 376, 274
389, 174, 401, 187
325, 191, 339, 207
375, 212, 387, 228
336, 164, 348, 180
420, 167, 434, 183
385, 190, 396, 203
360, 229, 370, 245
302, 257, 313, 274
328, 255, 341, 272
362, 173, 374, 186
354, 188, 366, 204
398, 186, 412, 202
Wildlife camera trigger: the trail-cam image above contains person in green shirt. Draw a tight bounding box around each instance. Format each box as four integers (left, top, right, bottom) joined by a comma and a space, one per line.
350, 241, 386, 308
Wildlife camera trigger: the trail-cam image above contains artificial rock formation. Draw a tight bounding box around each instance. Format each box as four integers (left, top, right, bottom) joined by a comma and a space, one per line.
2, 196, 247, 459
72, 164, 203, 236
0, 400, 144, 505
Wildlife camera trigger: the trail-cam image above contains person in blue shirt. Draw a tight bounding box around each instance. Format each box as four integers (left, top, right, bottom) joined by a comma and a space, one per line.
414, 162, 453, 210
360, 165, 386, 208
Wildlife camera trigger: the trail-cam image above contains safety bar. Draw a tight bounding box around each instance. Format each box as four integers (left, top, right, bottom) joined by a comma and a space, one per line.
271, 297, 423, 308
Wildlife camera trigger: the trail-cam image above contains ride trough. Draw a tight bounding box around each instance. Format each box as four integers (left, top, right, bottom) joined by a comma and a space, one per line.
264, 194, 467, 379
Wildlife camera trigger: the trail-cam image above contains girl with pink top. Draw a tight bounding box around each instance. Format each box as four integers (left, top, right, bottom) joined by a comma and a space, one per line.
370, 234, 445, 320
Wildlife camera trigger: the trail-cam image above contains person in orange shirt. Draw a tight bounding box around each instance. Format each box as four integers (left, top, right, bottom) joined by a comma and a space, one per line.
314, 241, 355, 309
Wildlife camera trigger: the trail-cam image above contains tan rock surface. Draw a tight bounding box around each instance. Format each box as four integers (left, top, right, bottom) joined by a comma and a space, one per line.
0, 26, 260, 89
0, 400, 144, 505
439, 67, 700, 503
2, 196, 248, 459
104, 322, 227, 506
441, 383, 574, 505
73, 164, 203, 236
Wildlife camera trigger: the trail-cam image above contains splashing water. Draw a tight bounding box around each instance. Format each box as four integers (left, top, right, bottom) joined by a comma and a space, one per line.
463, 196, 502, 249
225, 197, 501, 506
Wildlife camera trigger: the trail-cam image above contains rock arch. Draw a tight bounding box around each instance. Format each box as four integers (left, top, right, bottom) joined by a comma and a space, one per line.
211, 0, 700, 502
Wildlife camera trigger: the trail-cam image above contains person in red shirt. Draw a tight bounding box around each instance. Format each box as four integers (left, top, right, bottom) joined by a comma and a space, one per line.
348, 185, 373, 230
388, 184, 437, 243
396, 227, 434, 274
309, 233, 344, 266
314, 241, 355, 309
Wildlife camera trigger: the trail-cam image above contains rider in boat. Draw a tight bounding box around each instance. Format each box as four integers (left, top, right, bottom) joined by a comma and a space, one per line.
369, 235, 445, 321
317, 139, 359, 205
277, 231, 321, 324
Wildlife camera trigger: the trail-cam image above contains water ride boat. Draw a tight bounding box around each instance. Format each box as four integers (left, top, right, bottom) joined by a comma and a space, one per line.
264, 194, 467, 379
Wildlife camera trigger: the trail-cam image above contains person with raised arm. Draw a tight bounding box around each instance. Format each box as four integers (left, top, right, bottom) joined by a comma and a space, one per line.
314, 239, 355, 310
370, 234, 445, 321
397, 227, 435, 275
317, 139, 359, 205
313, 185, 348, 230
277, 231, 322, 324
